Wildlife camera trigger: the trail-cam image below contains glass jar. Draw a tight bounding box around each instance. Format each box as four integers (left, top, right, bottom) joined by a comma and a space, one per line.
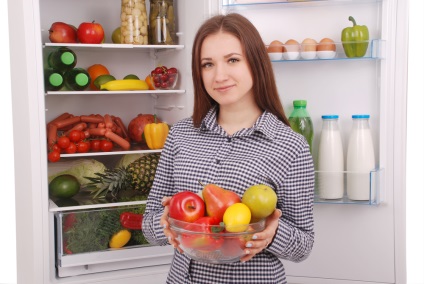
121, 0, 149, 45
149, 0, 176, 45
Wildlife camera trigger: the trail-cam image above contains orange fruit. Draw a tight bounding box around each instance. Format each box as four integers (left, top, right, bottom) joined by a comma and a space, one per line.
145, 74, 155, 90
87, 64, 110, 90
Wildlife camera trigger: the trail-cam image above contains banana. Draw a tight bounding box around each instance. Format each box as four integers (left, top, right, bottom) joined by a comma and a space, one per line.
100, 79, 149, 91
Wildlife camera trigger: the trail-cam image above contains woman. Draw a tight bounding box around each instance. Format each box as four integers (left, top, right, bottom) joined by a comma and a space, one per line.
142, 13, 315, 284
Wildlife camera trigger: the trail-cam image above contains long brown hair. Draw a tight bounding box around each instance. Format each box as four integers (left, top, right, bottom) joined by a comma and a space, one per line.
191, 13, 289, 127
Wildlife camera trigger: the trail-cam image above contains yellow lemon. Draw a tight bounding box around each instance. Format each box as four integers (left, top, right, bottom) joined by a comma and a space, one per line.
223, 203, 251, 233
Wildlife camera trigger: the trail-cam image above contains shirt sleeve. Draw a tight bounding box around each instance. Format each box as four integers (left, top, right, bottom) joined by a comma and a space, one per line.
141, 127, 177, 246
267, 143, 315, 263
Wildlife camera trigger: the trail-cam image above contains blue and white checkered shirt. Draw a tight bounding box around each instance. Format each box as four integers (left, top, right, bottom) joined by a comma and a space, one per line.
142, 107, 315, 284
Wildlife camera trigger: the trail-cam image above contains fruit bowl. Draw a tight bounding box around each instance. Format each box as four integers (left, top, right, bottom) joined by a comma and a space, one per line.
168, 217, 265, 264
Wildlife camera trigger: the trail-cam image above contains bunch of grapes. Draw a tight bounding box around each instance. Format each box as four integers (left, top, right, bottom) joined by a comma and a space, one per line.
150, 66, 178, 89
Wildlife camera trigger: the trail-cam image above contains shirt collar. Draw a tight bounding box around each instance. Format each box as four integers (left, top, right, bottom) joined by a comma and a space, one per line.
200, 106, 279, 140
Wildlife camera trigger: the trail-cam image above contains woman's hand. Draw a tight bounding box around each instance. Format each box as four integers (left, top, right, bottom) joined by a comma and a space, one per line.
160, 196, 184, 253
239, 209, 282, 263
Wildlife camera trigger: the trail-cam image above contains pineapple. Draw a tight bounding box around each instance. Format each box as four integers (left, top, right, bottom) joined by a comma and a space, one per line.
86, 153, 160, 199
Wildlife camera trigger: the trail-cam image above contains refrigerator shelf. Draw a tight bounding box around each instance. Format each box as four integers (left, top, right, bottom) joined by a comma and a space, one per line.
223, 0, 382, 7
45, 90, 186, 96
314, 168, 385, 205
267, 39, 385, 61
59, 148, 161, 158
44, 42, 184, 52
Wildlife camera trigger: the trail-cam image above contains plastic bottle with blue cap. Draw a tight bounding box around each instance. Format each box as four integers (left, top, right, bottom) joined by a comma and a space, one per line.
317, 115, 344, 199
346, 114, 376, 201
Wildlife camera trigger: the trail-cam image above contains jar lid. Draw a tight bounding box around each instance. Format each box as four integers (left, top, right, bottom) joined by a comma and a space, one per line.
293, 100, 307, 107
49, 73, 63, 87
75, 73, 89, 86
61, 52, 75, 66
352, 114, 370, 119
322, 115, 339, 119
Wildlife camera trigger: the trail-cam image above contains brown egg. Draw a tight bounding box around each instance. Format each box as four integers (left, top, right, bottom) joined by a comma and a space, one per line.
267, 40, 284, 53
301, 38, 317, 52
283, 39, 300, 52
317, 38, 336, 51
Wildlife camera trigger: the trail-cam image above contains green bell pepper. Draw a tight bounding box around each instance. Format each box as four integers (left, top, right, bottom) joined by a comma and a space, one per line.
341, 16, 369, 58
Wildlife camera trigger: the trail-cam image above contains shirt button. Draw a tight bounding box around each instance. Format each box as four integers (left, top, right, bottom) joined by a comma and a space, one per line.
227, 137, 232, 142
216, 159, 220, 164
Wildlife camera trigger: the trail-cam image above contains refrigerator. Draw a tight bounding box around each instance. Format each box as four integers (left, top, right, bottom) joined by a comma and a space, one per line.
7, 0, 409, 283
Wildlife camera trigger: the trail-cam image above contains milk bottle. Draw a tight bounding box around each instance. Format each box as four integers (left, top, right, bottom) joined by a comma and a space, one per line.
346, 115, 376, 200
317, 115, 344, 199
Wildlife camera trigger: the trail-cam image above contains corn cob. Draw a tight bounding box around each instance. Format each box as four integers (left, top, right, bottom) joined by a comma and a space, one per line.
100, 79, 149, 91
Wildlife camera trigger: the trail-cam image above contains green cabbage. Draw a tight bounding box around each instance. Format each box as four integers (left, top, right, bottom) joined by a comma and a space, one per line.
48, 159, 107, 186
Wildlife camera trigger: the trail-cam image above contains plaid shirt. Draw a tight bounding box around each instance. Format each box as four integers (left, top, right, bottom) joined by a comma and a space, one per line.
142, 107, 315, 284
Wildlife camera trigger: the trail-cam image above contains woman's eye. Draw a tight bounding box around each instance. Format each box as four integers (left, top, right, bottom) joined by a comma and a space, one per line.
201, 62, 212, 68
229, 58, 240, 63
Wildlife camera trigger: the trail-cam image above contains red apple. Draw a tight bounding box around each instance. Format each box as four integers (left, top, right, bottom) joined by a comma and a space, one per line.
48, 22, 78, 43
169, 191, 205, 223
77, 21, 104, 44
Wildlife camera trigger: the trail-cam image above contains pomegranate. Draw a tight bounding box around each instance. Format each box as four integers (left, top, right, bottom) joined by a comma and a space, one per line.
128, 114, 157, 144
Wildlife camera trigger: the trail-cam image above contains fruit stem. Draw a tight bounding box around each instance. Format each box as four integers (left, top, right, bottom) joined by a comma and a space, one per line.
198, 181, 205, 187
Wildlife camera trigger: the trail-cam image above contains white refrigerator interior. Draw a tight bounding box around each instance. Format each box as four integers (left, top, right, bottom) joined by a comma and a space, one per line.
8, 0, 408, 283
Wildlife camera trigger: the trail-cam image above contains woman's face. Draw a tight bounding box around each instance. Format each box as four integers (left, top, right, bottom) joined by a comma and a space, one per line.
200, 31, 254, 109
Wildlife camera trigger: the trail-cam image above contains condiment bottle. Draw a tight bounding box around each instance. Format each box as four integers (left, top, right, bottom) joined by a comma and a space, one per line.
317, 115, 344, 199
288, 100, 314, 153
149, 0, 176, 45
120, 0, 149, 44
63, 68, 91, 91
346, 114, 376, 200
44, 68, 64, 91
47, 47, 77, 74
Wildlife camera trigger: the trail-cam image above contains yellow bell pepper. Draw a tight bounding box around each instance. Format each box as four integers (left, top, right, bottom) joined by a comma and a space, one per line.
144, 115, 169, 149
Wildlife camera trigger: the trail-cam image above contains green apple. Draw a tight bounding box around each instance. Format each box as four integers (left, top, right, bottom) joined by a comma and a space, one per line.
242, 184, 277, 222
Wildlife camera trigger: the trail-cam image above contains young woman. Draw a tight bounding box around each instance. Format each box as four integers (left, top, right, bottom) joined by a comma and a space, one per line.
142, 13, 315, 284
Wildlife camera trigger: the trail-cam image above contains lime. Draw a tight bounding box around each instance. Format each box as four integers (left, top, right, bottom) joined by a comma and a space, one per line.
94, 74, 116, 89
112, 27, 121, 44
49, 174, 80, 199
124, 74, 140, 80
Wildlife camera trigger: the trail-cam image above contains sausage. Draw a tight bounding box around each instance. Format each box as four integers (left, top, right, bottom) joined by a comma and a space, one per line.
48, 112, 71, 126
80, 115, 104, 124
53, 116, 81, 129
105, 129, 131, 150
104, 114, 114, 129
88, 123, 98, 129
113, 116, 129, 139
97, 122, 106, 128
64, 122, 87, 136
88, 128, 107, 137
47, 124, 58, 148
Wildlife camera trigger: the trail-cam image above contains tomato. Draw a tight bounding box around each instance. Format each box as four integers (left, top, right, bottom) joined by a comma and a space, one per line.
90, 139, 101, 152
57, 136, 71, 149
180, 216, 224, 252
63, 213, 76, 232
99, 140, 113, 152
68, 130, 82, 142
48, 150, 61, 162
76, 141, 90, 153
64, 142, 77, 154
51, 143, 62, 153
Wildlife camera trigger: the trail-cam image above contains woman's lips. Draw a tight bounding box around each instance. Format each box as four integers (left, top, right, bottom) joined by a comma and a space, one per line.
214, 84, 234, 92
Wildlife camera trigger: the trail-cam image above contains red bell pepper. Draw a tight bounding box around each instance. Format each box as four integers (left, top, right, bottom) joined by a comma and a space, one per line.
120, 212, 143, 230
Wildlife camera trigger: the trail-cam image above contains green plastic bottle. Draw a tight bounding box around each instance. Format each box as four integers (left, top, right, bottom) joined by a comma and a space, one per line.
47, 47, 77, 74
63, 68, 91, 91
288, 100, 314, 153
44, 68, 64, 91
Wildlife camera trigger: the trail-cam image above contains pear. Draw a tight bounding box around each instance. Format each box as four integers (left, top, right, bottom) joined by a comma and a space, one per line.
200, 182, 241, 222
242, 184, 277, 222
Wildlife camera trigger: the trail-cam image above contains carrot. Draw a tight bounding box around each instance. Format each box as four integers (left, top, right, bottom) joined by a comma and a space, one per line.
104, 114, 114, 129
54, 116, 81, 129
64, 122, 87, 136
88, 128, 107, 137
113, 116, 129, 138
105, 129, 131, 150
80, 115, 104, 124
47, 124, 58, 148
48, 112, 71, 126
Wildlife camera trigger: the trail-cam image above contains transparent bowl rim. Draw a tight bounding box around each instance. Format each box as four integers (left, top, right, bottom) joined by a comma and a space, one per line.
168, 217, 265, 236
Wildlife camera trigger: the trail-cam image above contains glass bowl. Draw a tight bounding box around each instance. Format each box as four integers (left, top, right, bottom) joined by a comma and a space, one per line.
150, 72, 178, 90
169, 217, 265, 264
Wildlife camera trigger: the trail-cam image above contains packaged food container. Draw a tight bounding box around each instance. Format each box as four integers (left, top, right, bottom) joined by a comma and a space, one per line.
149, 0, 177, 44
121, 0, 149, 44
